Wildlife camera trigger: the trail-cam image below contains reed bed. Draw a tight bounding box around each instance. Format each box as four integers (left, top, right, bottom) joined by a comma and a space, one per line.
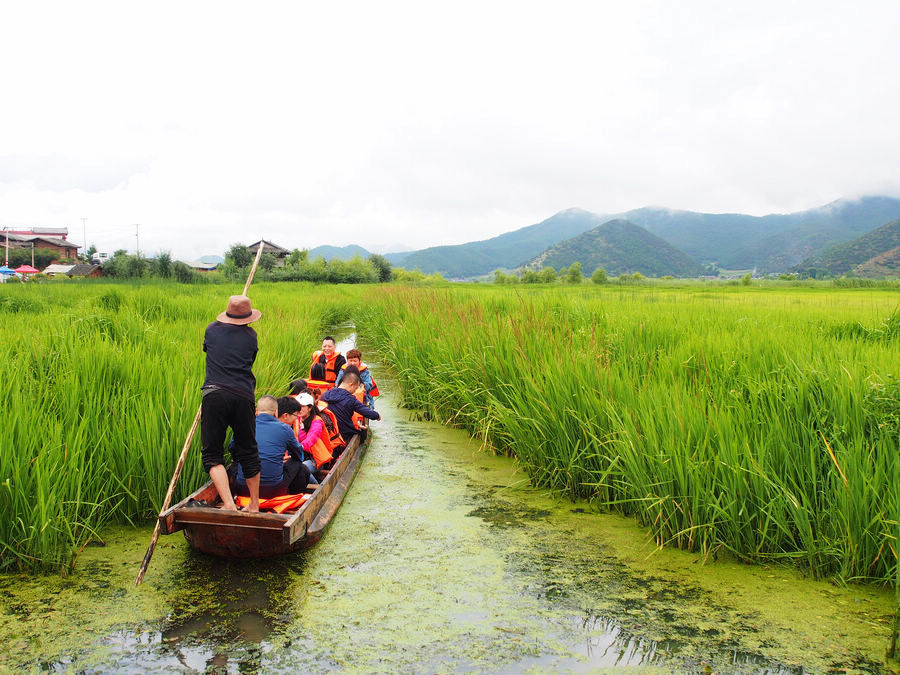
358, 284, 899, 585
0, 281, 361, 572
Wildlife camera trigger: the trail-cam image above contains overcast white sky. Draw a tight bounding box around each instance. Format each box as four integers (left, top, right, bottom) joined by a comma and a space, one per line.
1, 1, 898, 260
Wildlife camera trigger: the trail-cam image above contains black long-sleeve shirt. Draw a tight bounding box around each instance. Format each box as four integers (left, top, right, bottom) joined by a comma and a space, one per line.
202, 321, 258, 401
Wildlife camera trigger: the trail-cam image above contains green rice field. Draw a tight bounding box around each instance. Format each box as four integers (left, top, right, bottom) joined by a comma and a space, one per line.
358, 284, 899, 588
0, 281, 358, 573
1, 280, 898, 599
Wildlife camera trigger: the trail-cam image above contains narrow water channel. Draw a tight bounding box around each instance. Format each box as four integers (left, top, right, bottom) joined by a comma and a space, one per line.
0, 335, 895, 673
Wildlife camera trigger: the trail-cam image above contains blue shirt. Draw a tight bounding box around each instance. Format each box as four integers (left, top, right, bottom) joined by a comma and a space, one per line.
235, 413, 301, 486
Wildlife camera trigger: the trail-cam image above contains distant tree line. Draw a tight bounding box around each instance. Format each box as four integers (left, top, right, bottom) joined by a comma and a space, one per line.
99, 250, 199, 283
220, 245, 396, 285
4, 247, 70, 269
494, 262, 623, 285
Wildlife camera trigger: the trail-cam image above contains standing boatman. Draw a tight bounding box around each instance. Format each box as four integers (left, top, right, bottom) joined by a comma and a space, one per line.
200, 295, 262, 512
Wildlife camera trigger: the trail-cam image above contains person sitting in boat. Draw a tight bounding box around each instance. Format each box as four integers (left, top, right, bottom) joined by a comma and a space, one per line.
288, 378, 308, 396
231, 395, 310, 499
286, 393, 333, 478
334, 348, 380, 408
320, 371, 380, 445
306, 363, 332, 399
309, 336, 345, 386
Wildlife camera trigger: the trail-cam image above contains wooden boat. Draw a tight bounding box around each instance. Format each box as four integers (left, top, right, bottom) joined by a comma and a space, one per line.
157, 432, 367, 558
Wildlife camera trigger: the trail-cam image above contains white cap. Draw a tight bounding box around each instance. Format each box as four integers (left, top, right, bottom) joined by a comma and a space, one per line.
295, 392, 315, 406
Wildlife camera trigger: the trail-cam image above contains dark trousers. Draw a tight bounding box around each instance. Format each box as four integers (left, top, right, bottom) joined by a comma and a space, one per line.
201, 389, 260, 479
232, 458, 310, 499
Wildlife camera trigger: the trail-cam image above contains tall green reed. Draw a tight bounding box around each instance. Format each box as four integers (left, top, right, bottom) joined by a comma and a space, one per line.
0, 281, 361, 572
358, 284, 899, 585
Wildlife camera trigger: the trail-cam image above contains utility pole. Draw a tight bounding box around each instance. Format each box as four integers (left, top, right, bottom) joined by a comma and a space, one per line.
31, 241, 35, 267
135, 223, 140, 258
3, 226, 7, 266
82, 217, 87, 262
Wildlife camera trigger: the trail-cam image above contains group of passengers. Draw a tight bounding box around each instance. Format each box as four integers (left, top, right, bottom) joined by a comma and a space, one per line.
199, 295, 380, 513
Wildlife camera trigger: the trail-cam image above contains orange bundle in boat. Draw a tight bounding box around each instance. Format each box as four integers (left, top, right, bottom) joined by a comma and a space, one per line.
235, 493, 311, 513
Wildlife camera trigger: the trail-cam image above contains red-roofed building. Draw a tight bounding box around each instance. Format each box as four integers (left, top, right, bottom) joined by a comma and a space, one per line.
7, 226, 69, 240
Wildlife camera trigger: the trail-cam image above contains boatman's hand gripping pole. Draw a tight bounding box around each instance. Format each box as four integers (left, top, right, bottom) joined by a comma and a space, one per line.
135, 243, 266, 585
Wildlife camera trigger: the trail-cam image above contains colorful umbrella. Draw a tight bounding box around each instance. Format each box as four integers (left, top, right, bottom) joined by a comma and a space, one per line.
0, 265, 15, 275
14, 265, 39, 274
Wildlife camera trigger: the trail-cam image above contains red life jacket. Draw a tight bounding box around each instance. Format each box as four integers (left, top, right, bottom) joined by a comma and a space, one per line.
310, 350, 343, 384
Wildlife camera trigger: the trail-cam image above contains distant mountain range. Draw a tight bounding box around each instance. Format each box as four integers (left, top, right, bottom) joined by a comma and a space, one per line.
385, 209, 608, 278
525, 219, 705, 278
307, 244, 372, 261
297, 196, 900, 279
380, 196, 900, 278
796, 219, 900, 278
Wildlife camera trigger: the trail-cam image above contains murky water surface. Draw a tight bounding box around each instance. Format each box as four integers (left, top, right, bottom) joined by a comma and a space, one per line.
1, 342, 896, 673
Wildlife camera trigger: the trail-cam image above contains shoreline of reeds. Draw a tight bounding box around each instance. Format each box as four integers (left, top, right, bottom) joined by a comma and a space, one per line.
0, 282, 360, 573
357, 284, 899, 589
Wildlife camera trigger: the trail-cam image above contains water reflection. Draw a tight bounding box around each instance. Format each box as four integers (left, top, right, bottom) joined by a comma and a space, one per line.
90, 554, 309, 672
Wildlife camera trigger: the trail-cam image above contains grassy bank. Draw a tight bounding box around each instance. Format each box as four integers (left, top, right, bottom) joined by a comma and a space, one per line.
0, 281, 362, 572
358, 284, 899, 586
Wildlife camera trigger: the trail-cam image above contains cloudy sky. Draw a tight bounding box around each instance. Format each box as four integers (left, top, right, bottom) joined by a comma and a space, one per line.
1, 1, 898, 260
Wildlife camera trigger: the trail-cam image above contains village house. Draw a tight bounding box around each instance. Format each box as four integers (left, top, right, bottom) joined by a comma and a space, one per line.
248, 240, 290, 267
41, 263, 102, 278
67, 264, 102, 278
183, 261, 218, 273
2, 232, 80, 261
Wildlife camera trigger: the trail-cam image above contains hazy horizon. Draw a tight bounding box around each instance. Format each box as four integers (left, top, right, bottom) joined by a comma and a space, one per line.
2, 1, 899, 260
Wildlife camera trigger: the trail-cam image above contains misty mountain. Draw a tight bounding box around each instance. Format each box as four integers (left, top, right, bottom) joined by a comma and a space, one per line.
390, 209, 609, 278
625, 196, 900, 271
308, 244, 372, 261
386, 196, 900, 278
524, 219, 705, 278
796, 218, 900, 278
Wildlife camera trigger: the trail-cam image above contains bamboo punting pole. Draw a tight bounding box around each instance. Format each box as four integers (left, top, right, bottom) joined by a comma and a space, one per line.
135, 243, 266, 585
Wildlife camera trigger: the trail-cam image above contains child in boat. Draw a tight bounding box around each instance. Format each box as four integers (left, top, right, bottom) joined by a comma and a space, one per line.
231, 395, 310, 499
334, 349, 380, 408
320, 371, 380, 445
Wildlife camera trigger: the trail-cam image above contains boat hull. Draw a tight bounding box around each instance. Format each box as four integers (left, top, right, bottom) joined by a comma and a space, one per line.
159, 432, 367, 559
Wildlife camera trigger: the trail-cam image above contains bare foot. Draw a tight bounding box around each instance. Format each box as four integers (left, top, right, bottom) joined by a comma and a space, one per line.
219, 503, 239, 511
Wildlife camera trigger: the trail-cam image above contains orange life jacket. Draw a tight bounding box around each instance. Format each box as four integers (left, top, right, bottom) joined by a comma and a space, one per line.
305, 379, 332, 398
339, 362, 380, 398
315, 401, 345, 450
310, 350, 343, 384
235, 493, 310, 514
292, 417, 334, 468
350, 385, 366, 429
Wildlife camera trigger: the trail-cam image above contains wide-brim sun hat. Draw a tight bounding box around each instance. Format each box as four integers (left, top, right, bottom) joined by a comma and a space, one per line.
217, 295, 262, 325
296, 392, 315, 407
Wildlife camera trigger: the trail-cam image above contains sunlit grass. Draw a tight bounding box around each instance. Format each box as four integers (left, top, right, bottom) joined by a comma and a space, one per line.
359, 284, 899, 586
0, 281, 362, 572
